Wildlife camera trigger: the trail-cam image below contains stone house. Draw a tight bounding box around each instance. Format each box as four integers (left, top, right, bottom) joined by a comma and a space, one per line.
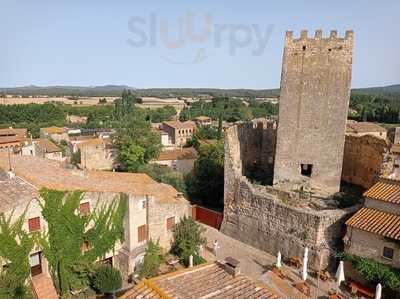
0, 128, 28, 153
346, 121, 387, 140
161, 121, 196, 146
34, 139, 64, 161
344, 178, 400, 268
0, 154, 191, 279
77, 138, 117, 170
39, 126, 68, 143
151, 147, 198, 174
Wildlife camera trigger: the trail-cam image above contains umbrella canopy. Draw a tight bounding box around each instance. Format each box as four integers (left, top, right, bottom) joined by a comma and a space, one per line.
302, 247, 308, 281
302, 262, 308, 281
335, 261, 345, 292
276, 251, 282, 268
375, 283, 382, 299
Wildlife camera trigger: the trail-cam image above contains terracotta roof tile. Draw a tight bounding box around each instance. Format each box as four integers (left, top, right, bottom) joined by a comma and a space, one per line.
0, 154, 180, 203
0, 128, 27, 145
122, 262, 279, 299
0, 175, 38, 213
36, 139, 61, 153
157, 148, 197, 161
363, 178, 400, 204
77, 138, 104, 149
163, 121, 196, 129
346, 122, 387, 134
41, 127, 65, 134
346, 207, 400, 240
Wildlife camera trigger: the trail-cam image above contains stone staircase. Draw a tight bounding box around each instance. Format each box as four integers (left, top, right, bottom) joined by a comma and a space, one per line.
31, 274, 58, 299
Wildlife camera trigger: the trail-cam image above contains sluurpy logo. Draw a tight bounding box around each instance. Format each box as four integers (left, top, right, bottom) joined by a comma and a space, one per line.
127, 11, 274, 64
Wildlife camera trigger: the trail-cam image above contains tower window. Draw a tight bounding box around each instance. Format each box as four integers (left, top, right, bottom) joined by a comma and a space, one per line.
302, 46, 306, 51
301, 164, 313, 177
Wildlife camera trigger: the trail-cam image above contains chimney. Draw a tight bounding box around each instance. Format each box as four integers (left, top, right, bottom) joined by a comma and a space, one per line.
222, 257, 241, 277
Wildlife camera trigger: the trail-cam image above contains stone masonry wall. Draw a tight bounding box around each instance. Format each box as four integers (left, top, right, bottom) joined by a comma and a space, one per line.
342, 134, 393, 189
236, 119, 277, 180
221, 121, 357, 269
274, 30, 354, 195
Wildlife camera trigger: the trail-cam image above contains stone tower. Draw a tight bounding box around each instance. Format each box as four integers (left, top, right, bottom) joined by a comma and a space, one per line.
273, 30, 354, 195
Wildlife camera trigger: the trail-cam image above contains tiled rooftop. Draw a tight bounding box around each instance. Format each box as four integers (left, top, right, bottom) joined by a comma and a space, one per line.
157, 148, 197, 161
41, 126, 65, 134
363, 178, 400, 204
77, 138, 104, 149
36, 139, 61, 153
346, 122, 387, 134
346, 207, 400, 240
163, 121, 196, 130
0, 173, 38, 213
0, 154, 180, 202
123, 262, 279, 299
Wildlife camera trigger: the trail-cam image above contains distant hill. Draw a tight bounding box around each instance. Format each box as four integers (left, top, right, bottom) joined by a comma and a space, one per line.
352, 84, 400, 96
0, 84, 399, 98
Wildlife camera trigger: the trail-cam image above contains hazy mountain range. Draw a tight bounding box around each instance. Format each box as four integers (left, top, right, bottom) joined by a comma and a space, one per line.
0, 84, 399, 98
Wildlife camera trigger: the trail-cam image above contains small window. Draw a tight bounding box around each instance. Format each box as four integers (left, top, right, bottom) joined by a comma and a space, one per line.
301, 164, 313, 177
138, 225, 147, 243
302, 45, 306, 51
79, 202, 90, 215
28, 217, 41, 232
166, 217, 175, 231
139, 200, 147, 210
383, 247, 394, 260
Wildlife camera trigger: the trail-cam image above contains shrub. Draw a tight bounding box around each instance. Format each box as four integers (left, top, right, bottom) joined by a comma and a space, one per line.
338, 252, 400, 291
138, 240, 164, 279
92, 265, 122, 294
171, 216, 206, 266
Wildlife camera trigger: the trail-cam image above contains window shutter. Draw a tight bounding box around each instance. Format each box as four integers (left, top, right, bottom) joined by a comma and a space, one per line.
166, 217, 175, 231
80, 202, 90, 215
138, 225, 147, 243
28, 217, 41, 232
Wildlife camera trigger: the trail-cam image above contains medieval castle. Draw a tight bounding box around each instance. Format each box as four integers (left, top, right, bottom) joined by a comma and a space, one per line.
221, 30, 358, 269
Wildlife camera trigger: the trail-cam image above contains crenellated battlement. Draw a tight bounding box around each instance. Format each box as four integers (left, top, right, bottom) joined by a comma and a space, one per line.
285, 29, 353, 43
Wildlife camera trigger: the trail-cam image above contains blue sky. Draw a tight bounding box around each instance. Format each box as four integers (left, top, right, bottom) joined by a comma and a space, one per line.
1, 0, 399, 89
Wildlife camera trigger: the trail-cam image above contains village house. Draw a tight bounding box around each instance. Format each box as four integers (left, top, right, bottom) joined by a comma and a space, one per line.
151, 147, 198, 174
344, 178, 400, 268
33, 139, 64, 161
346, 121, 387, 139
0, 154, 191, 282
123, 259, 280, 299
77, 138, 117, 170
161, 120, 196, 146
193, 115, 212, 126
39, 126, 68, 143
0, 128, 28, 153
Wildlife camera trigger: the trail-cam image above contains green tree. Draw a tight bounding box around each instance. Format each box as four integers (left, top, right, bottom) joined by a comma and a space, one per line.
37, 189, 126, 296
0, 209, 36, 299
138, 240, 164, 279
118, 142, 146, 171
92, 265, 122, 295
187, 142, 224, 206
171, 216, 206, 267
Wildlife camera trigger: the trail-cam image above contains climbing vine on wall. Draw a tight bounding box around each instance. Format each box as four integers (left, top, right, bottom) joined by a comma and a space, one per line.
37, 189, 127, 296
0, 207, 36, 298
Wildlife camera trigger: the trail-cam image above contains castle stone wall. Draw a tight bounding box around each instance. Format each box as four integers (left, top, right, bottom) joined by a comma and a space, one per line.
342, 134, 392, 189
221, 121, 357, 269
273, 30, 354, 195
